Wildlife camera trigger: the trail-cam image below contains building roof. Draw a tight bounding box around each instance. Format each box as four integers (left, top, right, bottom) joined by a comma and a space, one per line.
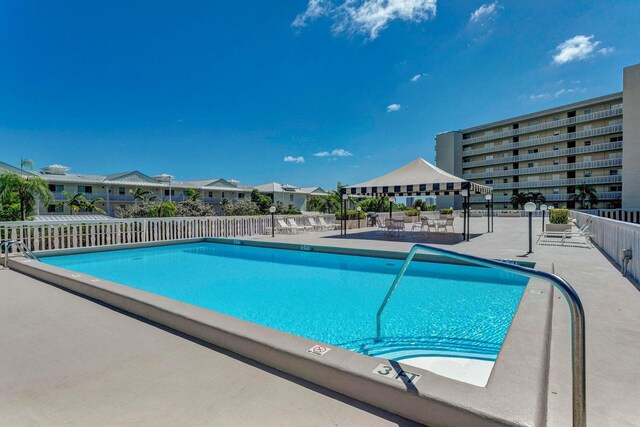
0, 161, 38, 177
254, 183, 327, 195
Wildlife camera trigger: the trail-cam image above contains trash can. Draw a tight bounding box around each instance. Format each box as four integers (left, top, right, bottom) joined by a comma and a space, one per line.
367, 212, 378, 227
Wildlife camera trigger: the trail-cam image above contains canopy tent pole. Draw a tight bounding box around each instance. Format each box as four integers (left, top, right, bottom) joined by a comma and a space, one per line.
462, 197, 466, 240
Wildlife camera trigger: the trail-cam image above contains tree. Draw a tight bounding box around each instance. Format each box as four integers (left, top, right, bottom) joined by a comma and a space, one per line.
58, 191, 87, 215
510, 192, 529, 209
186, 188, 201, 201
0, 173, 52, 221
527, 192, 546, 207
129, 187, 157, 203
250, 189, 273, 214
20, 158, 34, 171
151, 201, 176, 218
570, 185, 598, 209
222, 199, 260, 216
83, 197, 106, 214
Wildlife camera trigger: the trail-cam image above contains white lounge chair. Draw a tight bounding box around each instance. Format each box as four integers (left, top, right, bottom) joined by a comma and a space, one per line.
287, 218, 312, 232
277, 218, 298, 234
318, 216, 339, 230
308, 217, 332, 231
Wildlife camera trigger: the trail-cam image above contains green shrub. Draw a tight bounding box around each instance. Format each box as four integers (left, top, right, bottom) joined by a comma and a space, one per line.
439, 208, 454, 215
335, 209, 366, 220
549, 208, 569, 224
405, 208, 419, 216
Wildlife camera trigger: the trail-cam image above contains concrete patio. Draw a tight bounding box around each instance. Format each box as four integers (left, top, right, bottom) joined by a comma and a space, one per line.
1, 216, 639, 426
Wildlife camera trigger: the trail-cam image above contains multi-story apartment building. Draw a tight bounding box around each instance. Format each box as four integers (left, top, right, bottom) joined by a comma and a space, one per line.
0, 162, 328, 216
436, 63, 640, 210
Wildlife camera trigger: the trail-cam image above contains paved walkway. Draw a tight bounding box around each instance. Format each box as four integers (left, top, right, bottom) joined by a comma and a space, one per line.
256, 217, 640, 427
0, 269, 418, 426
2, 216, 639, 426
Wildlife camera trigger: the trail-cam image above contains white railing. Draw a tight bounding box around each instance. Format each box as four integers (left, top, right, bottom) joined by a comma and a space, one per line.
0, 214, 337, 253
463, 158, 622, 180
462, 108, 623, 145
597, 209, 640, 224
573, 211, 640, 283
462, 124, 623, 157
463, 141, 623, 168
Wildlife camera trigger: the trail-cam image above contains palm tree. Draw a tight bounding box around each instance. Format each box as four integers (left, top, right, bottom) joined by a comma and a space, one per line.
510, 192, 529, 209
570, 185, 598, 209
0, 173, 52, 221
187, 188, 201, 201
527, 192, 546, 207
19, 158, 34, 171
58, 191, 87, 215
83, 197, 106, 214
129, 187, 157, 203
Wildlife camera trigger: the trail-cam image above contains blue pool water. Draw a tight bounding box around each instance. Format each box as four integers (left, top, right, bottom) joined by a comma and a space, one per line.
43, 243, 528, 361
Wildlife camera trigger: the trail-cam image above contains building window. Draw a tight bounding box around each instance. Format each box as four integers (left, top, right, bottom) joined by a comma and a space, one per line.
120, 205, 125, 209
553, 131, 560, 136
528, 120, 540, 126
238, 193, 245, 198
553, 160, 559, 165
584, 140, 591, 146
553, 116, 560, 121
503, 178, 508, 183
610, 185, 622, 192
582, 124, 592, 131
528, 163, 534, 168
164, 189, 175, 196
485, 155, 493, 160
208, 191, 213, 197
583, 108, 592, 114
118, 187, 126, 195
527, 148, 539, 154
610, 136, 623, 142
583, 156, 592, 162
289, 194, 294, 202
503, 166, 508, 170
48, 184, 64, 193
485, 179, 493, 184
553, 188, 560, 194
182, 190, 190, 196
610, 170, 618, 176
47, 204, 63, 213
584, 171, 592, 177
553, 146, 559, 151
78, 185, 92, 194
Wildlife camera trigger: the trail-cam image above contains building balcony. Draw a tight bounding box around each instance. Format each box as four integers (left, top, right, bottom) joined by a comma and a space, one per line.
461, 124, 623, 157
462, 107, 623, 146
470, 191, 622, 204
463, 141, 622, 168
463, 158, 622, 180
489, 175, 622, 190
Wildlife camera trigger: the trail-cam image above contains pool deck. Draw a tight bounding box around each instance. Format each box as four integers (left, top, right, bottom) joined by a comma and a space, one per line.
2, 216, 639, 426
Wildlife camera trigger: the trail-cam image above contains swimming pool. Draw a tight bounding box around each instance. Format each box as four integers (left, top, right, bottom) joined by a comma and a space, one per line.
43, 242, 528, 363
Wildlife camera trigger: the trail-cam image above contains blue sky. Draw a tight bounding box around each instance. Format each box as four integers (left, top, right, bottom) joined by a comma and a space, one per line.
1, 1, 638, 190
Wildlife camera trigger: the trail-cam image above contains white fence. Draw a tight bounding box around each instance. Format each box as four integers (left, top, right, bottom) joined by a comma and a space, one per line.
573, 211, 640, 283
0, 214, 336, 253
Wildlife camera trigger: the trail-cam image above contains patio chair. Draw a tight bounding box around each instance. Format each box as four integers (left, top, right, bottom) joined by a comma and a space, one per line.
277, 219, 298, 234
423, 218, 437, 232
536, 217, 593, 244
318, 216, 340, 230
390, 219, 405, 235
287, 218, 312, 232
308, 217, 332, 231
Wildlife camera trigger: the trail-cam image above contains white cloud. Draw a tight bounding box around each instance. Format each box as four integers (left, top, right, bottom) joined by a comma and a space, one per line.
552, 35, 613, 65
410, 73, 428, 82
283, 155, 305, 163
386, 103, 401, 112
527, 87, 584, 101
293, 0, 437, 40
314, 148, 353, 157
469, 1, 499, 23
292, 0, 330, 27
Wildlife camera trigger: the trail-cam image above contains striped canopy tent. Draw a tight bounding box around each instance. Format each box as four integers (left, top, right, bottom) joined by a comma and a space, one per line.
342, 157, 492, 197
340, 157, 493, 240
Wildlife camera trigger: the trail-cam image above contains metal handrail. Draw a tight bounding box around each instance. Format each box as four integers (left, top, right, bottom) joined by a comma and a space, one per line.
375, 243, 585, 427
3, 240, 40, 268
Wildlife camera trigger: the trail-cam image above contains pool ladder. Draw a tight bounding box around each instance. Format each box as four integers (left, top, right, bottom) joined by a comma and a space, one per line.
1, 240, 40, 268
375, 243, 586, 427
